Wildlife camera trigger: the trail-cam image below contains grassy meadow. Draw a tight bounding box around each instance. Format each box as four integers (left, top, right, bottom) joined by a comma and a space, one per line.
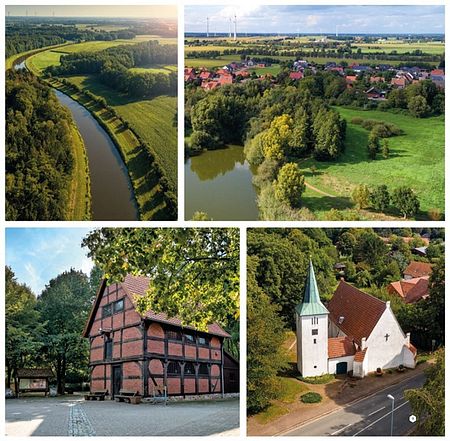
297, 108, 445, 219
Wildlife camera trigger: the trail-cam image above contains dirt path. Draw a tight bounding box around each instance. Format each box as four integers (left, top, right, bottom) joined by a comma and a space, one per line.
304, 181, 336, 198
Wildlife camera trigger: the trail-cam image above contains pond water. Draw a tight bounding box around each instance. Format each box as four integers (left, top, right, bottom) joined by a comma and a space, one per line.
54, 90, 138, 220
185, 145, 259, 220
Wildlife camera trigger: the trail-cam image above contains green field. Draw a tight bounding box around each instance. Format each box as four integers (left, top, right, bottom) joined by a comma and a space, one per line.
26, 50, 63, 74
129, 64, 177, 74
248, 64, 281, 75
5, 43, 70, 70
67, 123, 91, 220
65, 75, 177, 191
297, 108, 444, 219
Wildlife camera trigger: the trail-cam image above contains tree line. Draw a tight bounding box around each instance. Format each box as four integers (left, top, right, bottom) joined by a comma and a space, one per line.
6, 70, 77, 220
48, 40, 177, 99
6, 23, 135, 58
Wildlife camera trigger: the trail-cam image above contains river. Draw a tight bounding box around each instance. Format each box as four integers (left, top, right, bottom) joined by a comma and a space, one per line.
185, 145, 259, 221
14, 57, 138, 220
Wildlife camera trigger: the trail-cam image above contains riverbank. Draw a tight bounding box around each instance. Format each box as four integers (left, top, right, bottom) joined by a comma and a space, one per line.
5, 43, 71, 71
67, 123, 91, 220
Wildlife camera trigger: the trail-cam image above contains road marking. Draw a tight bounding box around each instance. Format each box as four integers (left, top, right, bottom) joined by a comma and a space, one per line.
352, 401, 410, 436
368, 407, 385, 416
331, 423, 352, 435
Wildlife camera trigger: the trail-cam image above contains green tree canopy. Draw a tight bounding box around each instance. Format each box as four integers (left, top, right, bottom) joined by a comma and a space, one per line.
82, 228, 239, 331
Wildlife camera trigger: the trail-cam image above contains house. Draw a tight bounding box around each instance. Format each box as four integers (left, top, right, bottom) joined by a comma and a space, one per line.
365, 87, 386, 100
412, 246, 428, 257
289, 71, 303, 81
387, 276, 429, 304
350, 64, 371, 73
83, 275, 233, 398
218, 74, 233, 85
184, 67, 196, 82
199, 70, 212, 81
345, 75, 357, 87
403, 261, 433, 279
296, 262, 416, 378
201, 80, 220, 91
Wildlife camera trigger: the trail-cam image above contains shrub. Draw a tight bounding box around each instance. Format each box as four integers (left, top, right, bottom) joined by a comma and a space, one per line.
300, 392, 322, 404
190, 130, 216, 151
299, 374, 335, 384
351, 116, 364, 125
428, 208, 442, 221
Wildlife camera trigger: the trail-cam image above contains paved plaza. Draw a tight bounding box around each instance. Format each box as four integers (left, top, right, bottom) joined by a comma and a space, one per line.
6, 396, 240, 436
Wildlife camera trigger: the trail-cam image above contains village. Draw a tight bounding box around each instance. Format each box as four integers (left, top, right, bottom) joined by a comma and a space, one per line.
185, 58, 445, 99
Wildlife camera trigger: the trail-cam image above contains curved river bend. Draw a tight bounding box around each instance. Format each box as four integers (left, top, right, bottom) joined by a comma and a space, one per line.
14, 58, 138, 220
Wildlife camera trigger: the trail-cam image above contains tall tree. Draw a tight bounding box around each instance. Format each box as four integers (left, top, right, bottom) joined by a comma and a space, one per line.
82, 228, 239, 331
37, 269, 92, 394
247, 255, 288, 413
5, 267, 45, 392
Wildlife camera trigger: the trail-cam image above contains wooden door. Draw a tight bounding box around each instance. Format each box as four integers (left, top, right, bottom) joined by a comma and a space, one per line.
112, 365, 122, 397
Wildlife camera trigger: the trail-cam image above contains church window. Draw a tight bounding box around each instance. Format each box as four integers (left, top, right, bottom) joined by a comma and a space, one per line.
312, 329, 318, 335
313, 339, 317, 344
311, 316, 319, 325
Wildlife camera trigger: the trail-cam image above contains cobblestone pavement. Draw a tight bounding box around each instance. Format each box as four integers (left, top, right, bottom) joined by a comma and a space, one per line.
6, 396, 239, 436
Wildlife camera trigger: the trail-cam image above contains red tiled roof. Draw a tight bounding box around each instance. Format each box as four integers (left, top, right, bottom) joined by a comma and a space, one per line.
289, 71, 303, 80
17, 368, 53, 378
328, 281, 386, 345
388, 276, 429, 300
328, 336, 356, 358
404, 261, 433, 278
431, 69, 445, 76
354, 348, 367, 362
121, 275, 230, 338
407, 343, 417, 355
404, 278, 429, 304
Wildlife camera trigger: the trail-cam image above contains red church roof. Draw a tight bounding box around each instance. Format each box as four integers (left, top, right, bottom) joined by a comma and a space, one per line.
328, 336, 356, 358
327, 281, 386, 346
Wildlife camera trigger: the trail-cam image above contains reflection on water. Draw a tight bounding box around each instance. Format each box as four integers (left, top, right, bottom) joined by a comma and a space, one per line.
185, 145, 259, 221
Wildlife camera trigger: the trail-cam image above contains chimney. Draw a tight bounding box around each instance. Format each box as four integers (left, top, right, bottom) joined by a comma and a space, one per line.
361, 337, 366, 350
386, 300, 391, 309
406, 332, 410, 345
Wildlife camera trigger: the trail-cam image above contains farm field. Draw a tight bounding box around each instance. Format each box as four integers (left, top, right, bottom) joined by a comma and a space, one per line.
65, 75, 177, 191
297, 108, 444, 219
129, 64, 177, 74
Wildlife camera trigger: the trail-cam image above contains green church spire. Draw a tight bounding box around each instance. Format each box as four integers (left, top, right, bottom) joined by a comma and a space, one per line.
296, 260, 329, 316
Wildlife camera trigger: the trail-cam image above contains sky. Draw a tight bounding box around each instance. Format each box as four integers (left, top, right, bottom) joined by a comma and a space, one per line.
185, 5, 445, 35
6, 228, 94, 296
5, 5, 177, 19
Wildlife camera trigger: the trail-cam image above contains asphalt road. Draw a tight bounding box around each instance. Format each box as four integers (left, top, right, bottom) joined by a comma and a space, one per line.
282, 373, 425, 436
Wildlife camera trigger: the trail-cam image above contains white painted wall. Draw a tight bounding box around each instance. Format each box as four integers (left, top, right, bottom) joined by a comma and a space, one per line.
328, 355, 355, 374
328, 320, 347, 338
402, 346, 416, 368
296, 313, 328, 377
365, 305, 409, 372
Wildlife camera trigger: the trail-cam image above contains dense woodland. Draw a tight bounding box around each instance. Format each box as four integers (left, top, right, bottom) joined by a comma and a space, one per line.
5, 23, 135, 58
49, 41, 177, 98
6, 70, 77, 220
247, 228, 445, 415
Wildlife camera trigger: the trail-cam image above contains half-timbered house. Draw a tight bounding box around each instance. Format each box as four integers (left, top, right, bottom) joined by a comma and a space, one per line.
83, 275, 232, 398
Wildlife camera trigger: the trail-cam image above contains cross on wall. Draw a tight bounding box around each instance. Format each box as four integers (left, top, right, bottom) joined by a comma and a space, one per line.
384, 333, 390, 342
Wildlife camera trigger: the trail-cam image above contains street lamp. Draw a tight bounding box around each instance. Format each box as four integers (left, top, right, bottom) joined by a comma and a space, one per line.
387, 394, 395, 436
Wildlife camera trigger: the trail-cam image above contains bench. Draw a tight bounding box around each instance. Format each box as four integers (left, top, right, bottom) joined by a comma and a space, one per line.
84, 389, 108, 401
115, 389, 141, 405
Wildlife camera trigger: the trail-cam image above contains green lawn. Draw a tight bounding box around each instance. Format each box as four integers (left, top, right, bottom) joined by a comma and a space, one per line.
248, 64, 281, 75
65, 75, 177, 191
67, 123, 91, 220
298, 108, 444, 219
26, 50, 63, 74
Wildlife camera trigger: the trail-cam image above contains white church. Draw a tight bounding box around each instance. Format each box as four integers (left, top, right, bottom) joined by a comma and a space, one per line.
296, 261, 417, 378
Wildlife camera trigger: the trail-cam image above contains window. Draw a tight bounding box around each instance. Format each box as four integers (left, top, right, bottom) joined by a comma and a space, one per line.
311, 317, 318, 325
167, 361, 181, 375
102, 304, 112, 318
197, 336, 209, 346
113, 299, 124, 313
312, 329, 318, 335
184, 334, 195, 344
184, 362, 195, 376
104, 337, 113, 360
199, 364, 209, 376
167, 330, 182, 341
313, 339, 317, 344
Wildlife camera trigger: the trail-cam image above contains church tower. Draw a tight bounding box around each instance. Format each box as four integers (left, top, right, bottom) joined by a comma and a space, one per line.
296, 260, 329, 377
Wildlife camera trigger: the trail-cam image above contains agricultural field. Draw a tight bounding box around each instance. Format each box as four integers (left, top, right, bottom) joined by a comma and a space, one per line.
65, 74, 177, 191
297, 108, 444, 220
129, 64, 177, 74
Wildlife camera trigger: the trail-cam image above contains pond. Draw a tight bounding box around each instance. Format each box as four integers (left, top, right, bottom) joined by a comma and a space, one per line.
185, 145, 259, 221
